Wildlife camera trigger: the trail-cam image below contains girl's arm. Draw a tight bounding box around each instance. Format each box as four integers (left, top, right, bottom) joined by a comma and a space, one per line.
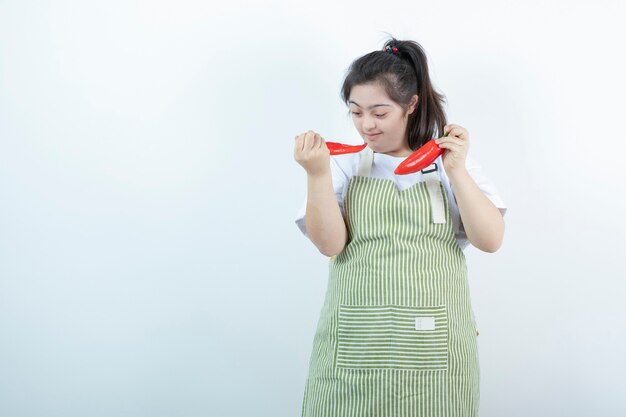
435, 124, 505, 252
305, 171, 348, 257
448, 169, 505, 253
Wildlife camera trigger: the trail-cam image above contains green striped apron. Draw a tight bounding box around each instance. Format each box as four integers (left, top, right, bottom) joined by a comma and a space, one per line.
301, 146, 480, 416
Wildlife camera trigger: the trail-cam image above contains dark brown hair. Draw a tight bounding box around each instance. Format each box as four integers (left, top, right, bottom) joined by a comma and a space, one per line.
340, 35, 447, 150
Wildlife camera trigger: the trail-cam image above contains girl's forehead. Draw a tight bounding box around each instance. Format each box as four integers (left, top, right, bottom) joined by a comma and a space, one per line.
349, 84, 394, 107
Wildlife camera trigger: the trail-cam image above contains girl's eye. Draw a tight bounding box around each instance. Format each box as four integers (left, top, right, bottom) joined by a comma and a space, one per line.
351, 112, 387, 117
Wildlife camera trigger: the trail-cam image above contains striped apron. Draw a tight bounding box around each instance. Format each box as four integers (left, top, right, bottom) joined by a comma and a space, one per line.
301, 146, 480, 417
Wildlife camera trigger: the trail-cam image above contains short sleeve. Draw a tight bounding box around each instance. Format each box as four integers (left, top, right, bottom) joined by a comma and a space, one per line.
294, 157, 350, 238
453, 155, 508, 238
466, 155, 507, 216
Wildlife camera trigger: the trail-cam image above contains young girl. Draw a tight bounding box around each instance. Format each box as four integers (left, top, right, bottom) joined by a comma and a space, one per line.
293, 37, 507, 417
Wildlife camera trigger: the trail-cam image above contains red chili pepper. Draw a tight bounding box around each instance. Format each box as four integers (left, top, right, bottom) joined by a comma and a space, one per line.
325, 141, 367, 155
394, 132, 448, 175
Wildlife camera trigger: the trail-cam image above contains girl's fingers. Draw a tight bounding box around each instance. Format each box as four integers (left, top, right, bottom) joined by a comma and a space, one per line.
444, 124, 457, 134
311, 133, 319, 150
312, 132, 325, 150
297, 131, 326, 154
448, 128, 462, 138
437, 137, 464, 146
304, 131, 315, 151
294, 136, 301, 153
439, 143, 461, 152
295, 134, 305, 154
444, 124, 468, 139
437, 142, 464, 152
318, 134, 325, 148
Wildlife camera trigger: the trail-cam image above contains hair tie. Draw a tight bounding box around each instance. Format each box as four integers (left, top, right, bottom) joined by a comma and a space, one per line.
384, 45, 399, 54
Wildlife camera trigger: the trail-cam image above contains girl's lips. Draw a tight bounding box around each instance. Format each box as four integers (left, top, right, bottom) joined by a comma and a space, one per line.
366, 133, 381, 138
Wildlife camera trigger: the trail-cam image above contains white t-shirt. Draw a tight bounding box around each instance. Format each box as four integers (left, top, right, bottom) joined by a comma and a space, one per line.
294, 151, 508, 251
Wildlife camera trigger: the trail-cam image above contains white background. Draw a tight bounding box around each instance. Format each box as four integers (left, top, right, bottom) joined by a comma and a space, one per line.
1, 1, 625, 416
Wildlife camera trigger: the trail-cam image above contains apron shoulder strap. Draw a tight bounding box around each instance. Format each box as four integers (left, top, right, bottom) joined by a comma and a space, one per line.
357, 145, 374, 177
422, 163, 446, 224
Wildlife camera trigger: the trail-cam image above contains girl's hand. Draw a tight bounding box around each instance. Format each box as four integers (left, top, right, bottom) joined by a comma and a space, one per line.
294, 130, 331, 177
435, 124, 470, 177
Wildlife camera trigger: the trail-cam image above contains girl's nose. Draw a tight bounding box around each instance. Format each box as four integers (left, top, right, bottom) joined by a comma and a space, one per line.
363, 117, 376, 130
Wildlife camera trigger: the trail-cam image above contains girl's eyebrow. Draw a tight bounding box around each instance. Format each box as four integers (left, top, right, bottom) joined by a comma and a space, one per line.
349, 100, 392, 110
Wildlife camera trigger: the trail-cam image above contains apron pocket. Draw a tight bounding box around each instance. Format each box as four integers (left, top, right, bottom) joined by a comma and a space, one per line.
336, 304, 449, 371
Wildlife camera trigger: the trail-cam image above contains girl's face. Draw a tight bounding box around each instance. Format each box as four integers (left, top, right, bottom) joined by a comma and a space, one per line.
349, 83, 418, 157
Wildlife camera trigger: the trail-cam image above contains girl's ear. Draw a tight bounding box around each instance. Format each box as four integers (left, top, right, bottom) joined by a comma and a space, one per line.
408, 94, 419, 114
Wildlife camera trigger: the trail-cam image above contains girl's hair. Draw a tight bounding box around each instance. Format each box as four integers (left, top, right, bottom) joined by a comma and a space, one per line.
340, 35, 447, 150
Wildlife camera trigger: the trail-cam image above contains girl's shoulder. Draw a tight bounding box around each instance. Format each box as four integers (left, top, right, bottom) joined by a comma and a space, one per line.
442, 152, 508, 215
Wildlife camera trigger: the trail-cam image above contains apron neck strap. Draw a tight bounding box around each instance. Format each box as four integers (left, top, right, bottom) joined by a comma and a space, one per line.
357, 146, 374, 177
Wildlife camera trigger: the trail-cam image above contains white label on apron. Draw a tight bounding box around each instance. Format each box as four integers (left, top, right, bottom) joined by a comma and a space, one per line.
415, 316, 436, 331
